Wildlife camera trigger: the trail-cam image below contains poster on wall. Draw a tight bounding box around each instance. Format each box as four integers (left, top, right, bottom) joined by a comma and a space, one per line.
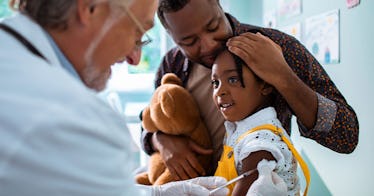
304, 9, 340, 65
346, 0, 360, 8
263, 9, 277, 28
277, 0, 302, 21
279, 23, 301, 41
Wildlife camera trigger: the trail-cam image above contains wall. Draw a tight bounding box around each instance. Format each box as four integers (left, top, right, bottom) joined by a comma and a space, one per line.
223, 0, 374, 195
296, 1, 374, 195
220, 0, 263, 26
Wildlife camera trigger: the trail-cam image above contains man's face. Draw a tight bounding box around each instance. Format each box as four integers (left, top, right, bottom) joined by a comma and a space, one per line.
163, 0, 233, 67
83, 0, 157, 91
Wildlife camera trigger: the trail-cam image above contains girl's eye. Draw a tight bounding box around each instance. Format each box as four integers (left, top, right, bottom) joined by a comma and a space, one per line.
228, 77, 239, 84
211, 80, 219, 88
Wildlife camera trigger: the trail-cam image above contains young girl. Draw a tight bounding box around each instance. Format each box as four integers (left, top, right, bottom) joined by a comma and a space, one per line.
211, 50, 308, 196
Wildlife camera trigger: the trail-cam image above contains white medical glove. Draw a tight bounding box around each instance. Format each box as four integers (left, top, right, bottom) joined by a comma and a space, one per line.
246, 159, 288, 196
152, 176, 229, 196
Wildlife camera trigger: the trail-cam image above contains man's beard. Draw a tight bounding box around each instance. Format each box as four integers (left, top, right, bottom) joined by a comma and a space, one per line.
82, 11, 120, 91
81, 65, 111, 91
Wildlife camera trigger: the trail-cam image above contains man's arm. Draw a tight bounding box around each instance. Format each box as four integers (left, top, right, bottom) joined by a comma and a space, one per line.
139, 48, 210, 180
227, 30, 358, 153
140, 47, 182, 156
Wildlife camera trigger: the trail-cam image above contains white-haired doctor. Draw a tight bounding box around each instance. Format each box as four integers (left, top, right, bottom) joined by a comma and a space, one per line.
0, 0, 228, 195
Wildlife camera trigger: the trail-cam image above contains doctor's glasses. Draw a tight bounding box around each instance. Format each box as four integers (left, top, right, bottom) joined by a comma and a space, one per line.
123, 5, 153, 49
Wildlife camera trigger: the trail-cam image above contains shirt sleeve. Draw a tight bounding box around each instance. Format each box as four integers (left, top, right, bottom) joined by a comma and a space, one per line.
234, 129, 299, 193
298, 93, 337, 136
268, 28, 359, 153
141, 129, 156, 155
297, 91, 359, 153
234, 130, 293, 173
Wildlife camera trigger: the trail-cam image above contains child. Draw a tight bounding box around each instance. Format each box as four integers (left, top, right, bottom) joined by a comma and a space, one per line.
211, 50, 308, 196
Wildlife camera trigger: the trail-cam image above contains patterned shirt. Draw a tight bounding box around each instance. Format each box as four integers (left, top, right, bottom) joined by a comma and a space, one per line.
142, 13, 359, 154
224, 107, 299, 195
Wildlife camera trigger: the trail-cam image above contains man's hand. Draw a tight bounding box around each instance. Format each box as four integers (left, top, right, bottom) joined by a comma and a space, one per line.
226, 32, 294, 88
152, 132, 213, 180
227, 32, 318, 129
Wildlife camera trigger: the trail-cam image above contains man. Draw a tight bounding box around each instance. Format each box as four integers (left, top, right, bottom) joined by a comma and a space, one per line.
141, 0, 359, 183
0, 0, 228, 195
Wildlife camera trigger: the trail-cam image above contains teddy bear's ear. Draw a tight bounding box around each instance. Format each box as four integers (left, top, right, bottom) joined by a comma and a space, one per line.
159, 89, 175, 118
142, 106, 158, 132
161, 73, 182, 86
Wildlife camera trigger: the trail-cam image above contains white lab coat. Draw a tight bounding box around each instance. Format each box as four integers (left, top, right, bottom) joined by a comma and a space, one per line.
0, 14, 141, 195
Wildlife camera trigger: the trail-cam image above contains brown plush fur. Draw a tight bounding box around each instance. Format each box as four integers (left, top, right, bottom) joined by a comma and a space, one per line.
135, 73, 212, 185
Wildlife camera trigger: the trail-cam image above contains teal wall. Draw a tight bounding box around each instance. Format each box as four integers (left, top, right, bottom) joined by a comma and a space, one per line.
0, 0, 12, 18
294, 1, 374, 195
220, 0, 263, 26
222, 0, 374, 195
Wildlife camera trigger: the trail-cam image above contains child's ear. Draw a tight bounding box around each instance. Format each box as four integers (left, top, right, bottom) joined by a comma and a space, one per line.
261, 82, 273, 96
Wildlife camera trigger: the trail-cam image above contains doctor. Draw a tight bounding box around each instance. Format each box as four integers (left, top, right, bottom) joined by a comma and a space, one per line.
0, 0, 228, 195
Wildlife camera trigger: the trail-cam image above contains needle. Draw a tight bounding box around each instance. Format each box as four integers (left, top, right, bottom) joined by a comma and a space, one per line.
209, 169, 257, 195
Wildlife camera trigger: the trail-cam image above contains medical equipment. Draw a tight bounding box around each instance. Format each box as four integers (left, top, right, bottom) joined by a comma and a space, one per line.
209, 168, 257, 195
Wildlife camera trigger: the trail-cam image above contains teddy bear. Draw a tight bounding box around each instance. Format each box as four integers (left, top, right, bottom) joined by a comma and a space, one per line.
135, 73, 212, 186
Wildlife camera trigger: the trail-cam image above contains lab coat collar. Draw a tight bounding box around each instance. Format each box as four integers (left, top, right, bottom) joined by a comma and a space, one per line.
1, 13, 62, 68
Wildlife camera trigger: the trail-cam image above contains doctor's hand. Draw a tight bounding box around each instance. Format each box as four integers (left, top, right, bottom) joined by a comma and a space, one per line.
152, 176, 229, 196
152, 131, 213, 180
246, 160, 287, 196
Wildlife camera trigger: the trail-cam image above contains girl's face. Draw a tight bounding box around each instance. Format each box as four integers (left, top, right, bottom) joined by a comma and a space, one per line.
211, 51, 268, 122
